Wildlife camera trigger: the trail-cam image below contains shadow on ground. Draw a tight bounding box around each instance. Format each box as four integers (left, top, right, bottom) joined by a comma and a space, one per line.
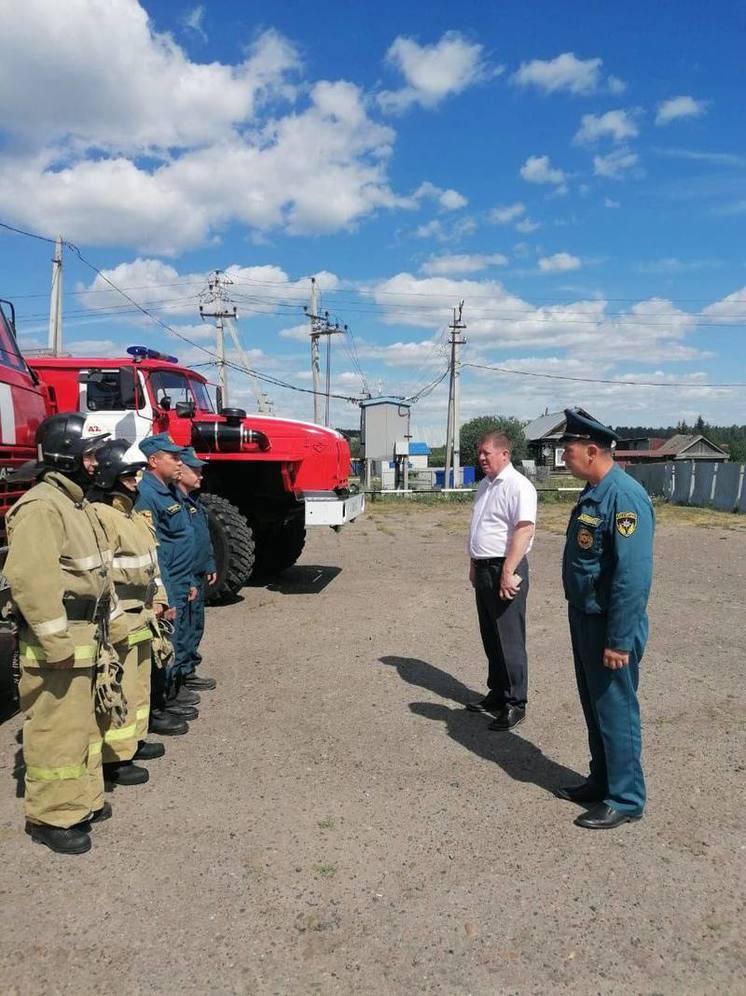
379, 655, 581, 795
265, 565, 342, 595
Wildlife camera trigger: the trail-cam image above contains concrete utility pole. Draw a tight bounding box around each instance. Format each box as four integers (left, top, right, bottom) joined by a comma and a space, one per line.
47, 235, 63, 355
443, 301, 467, 489
199, 271, 237, 410
303, 277, 346, 427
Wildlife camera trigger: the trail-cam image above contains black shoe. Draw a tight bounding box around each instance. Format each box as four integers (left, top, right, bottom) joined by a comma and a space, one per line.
465, 696, 504, 715
149, 711, 189, 736
89, 801, 113, 824
166, 703, 199, 720
574, 803, 643, 830
103, 762, 150, 786
134, 740, 166, 761
26, 822, 91, 854
184, 673, 216, 691
556, 782, 605, 804
488, 706, 526, 731
171, 687, 200, 706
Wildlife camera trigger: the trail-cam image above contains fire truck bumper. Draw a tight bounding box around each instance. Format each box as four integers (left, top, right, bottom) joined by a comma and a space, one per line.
302, 490, 365, 527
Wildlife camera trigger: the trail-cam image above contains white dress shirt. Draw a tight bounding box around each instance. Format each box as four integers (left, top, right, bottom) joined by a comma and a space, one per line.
468, 462, 538, 559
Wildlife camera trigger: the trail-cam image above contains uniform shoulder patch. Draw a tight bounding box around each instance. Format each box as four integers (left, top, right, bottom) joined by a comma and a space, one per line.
616, 511, 637, 537
139, 510, 153, 525
577, 512, 601, 526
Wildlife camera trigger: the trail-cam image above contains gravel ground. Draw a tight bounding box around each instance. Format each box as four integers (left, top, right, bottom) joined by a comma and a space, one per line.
0, 501, 744, 995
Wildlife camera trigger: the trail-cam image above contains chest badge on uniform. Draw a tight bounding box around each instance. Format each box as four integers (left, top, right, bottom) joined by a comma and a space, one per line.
616, 511, 637, 537
167, 503, 182, 514
577, 527, 594, 549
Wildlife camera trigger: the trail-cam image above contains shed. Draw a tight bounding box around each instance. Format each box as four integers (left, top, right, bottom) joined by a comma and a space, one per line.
615, 434, 728, 466
525, 411, 567, 470
408, 441, 431, 469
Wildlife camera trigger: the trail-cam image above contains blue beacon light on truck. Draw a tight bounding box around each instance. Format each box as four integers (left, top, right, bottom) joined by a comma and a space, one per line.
127, 345, 179, 363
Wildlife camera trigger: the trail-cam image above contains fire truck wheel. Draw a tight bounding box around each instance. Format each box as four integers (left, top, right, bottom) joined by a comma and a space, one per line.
201, 494, 255, 603
253, 519, 307, 577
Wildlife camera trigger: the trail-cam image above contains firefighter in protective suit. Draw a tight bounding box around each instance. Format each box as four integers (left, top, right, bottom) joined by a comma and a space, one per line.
88, 440, 172, 781
4, 414, 115, 855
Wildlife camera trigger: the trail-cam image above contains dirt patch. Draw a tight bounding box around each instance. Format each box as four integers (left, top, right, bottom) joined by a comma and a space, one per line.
0, 504, 743, 994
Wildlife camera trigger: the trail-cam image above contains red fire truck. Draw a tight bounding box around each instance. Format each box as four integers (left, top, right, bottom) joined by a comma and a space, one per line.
29, 347, 364, 597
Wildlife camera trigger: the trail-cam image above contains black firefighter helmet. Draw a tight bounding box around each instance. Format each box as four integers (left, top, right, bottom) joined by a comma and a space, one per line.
92, 439, 147, 490
35, 413, 110, 474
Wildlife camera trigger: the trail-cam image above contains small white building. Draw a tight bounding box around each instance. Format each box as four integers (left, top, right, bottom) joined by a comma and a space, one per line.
408, 441, 430, 469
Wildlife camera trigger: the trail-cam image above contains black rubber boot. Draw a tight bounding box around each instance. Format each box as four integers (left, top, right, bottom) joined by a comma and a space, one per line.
26, 822, 91, 854
184, 673, 216, 691
149, 711, 189, 736
134, 740, 166, 760
104, 761, 150, 786
165, 703, 199, 720
89, 801, 113, 824
171, 686, 200, 706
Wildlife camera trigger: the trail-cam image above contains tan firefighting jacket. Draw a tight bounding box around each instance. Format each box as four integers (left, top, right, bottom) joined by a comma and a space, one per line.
5, 472, 114, 667
91, 494, 168, 646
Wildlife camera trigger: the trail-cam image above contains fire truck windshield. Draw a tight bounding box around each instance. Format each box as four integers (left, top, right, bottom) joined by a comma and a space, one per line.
0, 303, 30, 373
149, 370, 214, 412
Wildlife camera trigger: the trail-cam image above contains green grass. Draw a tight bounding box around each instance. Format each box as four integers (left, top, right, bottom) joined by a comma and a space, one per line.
318, 817, 336, 830
312, 863, 337, 878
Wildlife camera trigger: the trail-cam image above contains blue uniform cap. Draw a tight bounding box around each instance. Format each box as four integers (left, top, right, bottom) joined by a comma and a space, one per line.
139, 433, 183, 457
559, 408, 618, 448
180, 446, 207, 469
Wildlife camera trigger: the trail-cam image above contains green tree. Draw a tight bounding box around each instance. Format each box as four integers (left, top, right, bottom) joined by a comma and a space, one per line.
459, 415, 528, 469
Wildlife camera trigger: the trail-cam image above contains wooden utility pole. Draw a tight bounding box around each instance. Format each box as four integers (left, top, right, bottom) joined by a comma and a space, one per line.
443, 302, 466, 489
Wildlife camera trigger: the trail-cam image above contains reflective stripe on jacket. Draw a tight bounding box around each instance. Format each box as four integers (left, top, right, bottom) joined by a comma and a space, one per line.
5, 472, 114, 666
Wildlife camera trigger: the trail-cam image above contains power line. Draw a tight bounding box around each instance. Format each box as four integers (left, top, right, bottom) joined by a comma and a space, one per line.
463, 361, 746, 389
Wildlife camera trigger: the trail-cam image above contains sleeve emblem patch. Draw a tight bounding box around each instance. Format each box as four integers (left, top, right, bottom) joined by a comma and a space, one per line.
577, 527, 594, 549
616, 511, 637, 537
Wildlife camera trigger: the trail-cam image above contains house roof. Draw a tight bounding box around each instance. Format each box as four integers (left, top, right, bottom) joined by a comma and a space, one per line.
525, 411, 566, 441
409, 442, 430, 455
655, 434, 727, 457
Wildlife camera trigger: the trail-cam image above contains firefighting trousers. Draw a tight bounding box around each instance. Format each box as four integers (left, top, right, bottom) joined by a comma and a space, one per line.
18, 665, 103, 828
99, 629, 152, 763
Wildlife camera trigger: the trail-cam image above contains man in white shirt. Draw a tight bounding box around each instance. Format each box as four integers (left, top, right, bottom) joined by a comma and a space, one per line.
466, 432, 537, 730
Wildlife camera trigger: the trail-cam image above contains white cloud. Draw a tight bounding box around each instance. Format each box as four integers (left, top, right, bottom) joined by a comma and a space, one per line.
656, 96, 708, 126
183, 5, 207, 41
574, 109, 639, 145
77, 258, 340, 320
278, 323, 312, 341
515, 217, 541, 234
593, 147, 639, 179
489, 202, 525, 224
604, 197, 621, 208
420, 253, 508, 276
511, 52, 622, 96
0, 78, 404, 251
653, 147, 744, 167
412, 216, 477, 243
702, 287, 746, 323
412, 181, 468, 211
0, 5, 299, 152
378, 31, 496, 113
538, 253, 581, 273
520, 155, 567, 191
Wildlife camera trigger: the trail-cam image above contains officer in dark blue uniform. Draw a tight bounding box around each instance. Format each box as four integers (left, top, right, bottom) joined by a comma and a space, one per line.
558, 408, 654, 830
134, 434, 199, 726
178, 447, 217, 692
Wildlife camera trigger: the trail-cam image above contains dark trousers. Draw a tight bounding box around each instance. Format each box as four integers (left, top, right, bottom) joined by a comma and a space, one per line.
474, 557, 529, 707
185, 580, 205, 675
568, 606, 646, 814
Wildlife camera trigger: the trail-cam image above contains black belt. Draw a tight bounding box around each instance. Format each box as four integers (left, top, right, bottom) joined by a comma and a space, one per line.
472, 556, 505, 566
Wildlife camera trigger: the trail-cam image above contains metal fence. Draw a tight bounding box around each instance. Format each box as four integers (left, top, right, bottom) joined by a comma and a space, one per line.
626, 461, 746, 512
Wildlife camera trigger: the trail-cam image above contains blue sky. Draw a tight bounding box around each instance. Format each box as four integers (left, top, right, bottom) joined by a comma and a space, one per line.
1, 0, 745, 440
